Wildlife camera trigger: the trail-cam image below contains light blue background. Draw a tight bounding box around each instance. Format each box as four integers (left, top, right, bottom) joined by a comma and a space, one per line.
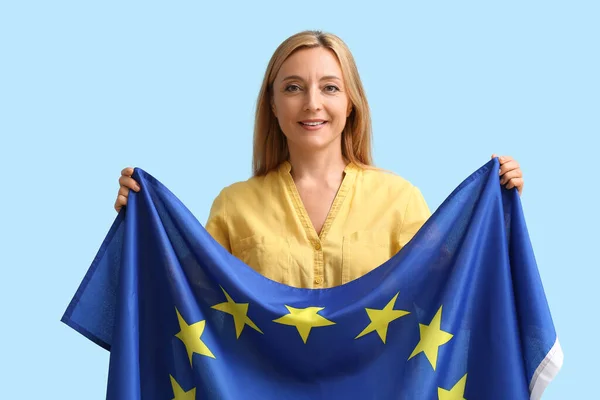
1, 1, 596, 398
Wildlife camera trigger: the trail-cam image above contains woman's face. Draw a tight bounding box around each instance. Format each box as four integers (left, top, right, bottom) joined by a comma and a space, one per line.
271, 47, 352, 156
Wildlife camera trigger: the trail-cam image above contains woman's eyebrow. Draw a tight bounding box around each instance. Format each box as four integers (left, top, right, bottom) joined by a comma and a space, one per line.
281, 75, 342, 82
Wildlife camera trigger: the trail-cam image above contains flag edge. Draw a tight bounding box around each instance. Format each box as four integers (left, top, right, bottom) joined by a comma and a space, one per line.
529, 336, 563, 399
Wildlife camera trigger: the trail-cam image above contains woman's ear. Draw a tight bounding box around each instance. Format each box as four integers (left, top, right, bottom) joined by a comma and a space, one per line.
271, 99, 277, 118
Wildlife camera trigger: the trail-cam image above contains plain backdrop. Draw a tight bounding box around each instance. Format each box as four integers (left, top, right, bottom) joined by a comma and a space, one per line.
1, 1, 597, 398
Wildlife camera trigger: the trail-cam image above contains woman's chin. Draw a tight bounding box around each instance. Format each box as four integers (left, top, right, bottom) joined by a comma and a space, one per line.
288, 137, 341, 153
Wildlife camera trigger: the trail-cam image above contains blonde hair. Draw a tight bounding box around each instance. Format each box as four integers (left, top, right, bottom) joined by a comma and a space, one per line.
252, 30, 375, 176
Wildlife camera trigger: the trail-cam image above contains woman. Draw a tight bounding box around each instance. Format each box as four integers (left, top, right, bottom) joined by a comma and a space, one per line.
114, 30, 524, 289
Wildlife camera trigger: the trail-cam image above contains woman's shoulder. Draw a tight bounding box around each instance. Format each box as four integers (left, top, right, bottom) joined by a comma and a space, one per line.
358, 165, 419, 193
358, 165, 431, 220
211, 169, 278, 204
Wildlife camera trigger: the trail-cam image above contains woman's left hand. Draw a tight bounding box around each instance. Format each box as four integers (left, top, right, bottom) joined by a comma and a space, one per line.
492, 154, 524, 196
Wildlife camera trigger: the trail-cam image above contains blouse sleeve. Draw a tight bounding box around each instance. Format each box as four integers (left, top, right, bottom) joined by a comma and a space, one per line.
397, 186, 432, 249
205, 188, 232, 253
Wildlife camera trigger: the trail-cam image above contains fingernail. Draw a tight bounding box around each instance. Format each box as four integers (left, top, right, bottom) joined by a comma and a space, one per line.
500, 157, 505, 162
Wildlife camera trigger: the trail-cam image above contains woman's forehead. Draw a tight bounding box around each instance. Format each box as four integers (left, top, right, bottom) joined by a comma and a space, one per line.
276, 47, 343, 81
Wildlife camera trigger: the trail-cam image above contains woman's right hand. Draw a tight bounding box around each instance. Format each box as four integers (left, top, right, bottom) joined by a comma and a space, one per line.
114, 167, 141, 212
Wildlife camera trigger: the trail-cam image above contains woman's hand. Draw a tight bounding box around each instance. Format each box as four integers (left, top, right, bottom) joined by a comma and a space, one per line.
114, 167, 140, 212
492, 154, 524, 196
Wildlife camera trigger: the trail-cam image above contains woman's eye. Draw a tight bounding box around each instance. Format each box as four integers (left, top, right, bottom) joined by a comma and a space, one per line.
285, 84, 301, 92
324, 85, 340, 93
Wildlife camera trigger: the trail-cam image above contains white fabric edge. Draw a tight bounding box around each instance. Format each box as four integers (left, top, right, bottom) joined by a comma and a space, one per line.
529, 337, 564, 399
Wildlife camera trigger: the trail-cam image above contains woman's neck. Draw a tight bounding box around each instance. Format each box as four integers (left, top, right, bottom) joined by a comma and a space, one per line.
287, 148, 348, 183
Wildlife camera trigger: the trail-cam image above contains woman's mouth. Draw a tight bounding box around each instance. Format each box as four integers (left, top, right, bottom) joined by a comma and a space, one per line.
298, 120, 328, 130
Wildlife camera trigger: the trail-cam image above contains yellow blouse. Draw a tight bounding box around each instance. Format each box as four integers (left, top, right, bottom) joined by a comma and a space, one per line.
205, 161, 431, 289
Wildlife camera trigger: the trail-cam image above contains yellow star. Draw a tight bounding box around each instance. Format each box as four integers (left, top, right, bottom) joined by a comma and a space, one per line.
408, 305, 453, 370
174, 308, 215, 365
211, 286, 263, 338
355, 292, 410, 343
169, 375, 196, 400
438, 373, 467, 400
273, 305, 335, 343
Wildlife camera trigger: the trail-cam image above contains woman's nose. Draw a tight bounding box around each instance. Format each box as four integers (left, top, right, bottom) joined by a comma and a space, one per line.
303, 87, 322, 112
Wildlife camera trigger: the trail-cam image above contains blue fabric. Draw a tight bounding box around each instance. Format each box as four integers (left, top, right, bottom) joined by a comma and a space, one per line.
62, 159, 559, 399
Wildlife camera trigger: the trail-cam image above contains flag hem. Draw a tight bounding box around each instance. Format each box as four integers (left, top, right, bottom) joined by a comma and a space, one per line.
529, 337, 563, 400
60, 210, 126, 352
60, 315, 112, 351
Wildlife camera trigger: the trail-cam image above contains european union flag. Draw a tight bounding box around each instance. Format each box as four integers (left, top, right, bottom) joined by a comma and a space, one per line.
62, 159, 562, 399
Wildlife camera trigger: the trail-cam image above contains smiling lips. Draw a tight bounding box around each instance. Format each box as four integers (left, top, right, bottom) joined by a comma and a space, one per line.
299, 119, 328, 130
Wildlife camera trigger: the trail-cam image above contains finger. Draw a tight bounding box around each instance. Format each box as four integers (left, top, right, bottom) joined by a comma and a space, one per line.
121, 167, 134, 177
499, 159, 520, 176
114, 194, 128, 212
497, 155, 514, 165
499, 169, 523, 184
118, 186, 130, 198
118, 175, 141, 191
506, 177, 524, 191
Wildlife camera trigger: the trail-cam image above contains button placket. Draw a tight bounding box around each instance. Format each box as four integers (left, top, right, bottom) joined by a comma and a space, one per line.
313, 240, 324, 287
